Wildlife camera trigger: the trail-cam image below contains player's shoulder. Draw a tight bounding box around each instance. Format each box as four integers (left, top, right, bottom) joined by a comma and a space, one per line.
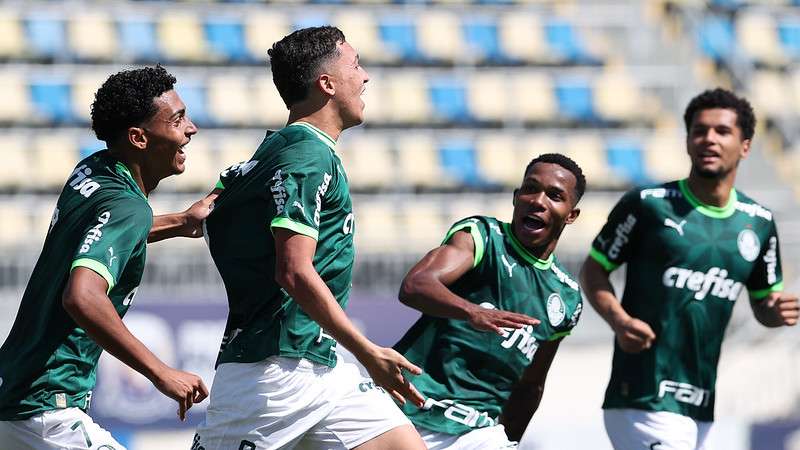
633, 180, 682, 203
733, 189, 774, 222
275, 123, 335, 158
449, 215, 505, 236
549, 257, 580, 293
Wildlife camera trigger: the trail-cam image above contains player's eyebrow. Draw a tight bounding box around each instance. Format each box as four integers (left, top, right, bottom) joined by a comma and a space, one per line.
168, 108, 186, 120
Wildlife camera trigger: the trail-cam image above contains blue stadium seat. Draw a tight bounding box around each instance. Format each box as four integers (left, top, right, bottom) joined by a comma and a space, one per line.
176, 82, 211, 127
699, 17, 735, 60
464, 19, 505, 62
294, 16, 330, 30
778, 21, 800, 58
554, 79, 596, 121
606, 139, 648, 184
545, 19, 589, 63
118, 20, 159, 62
438, 140, 483, 187
379, 19, 422, 60
25, 16, 67, 59
429, 79, 470, 122
79, 138, 106, 160
29, 81, 73, 124
205, 19, 249, 62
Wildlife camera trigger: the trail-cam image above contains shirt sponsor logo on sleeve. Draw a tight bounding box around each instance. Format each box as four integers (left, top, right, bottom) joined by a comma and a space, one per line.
608, 214, 637, 259
483, 302, 539, 362
737, 229, 760, 262
79, 211, 111, 253
662, 266, 742, 301
68, 165, 101, 198
313, 173, 332, 226
764, 236, 778, 284
270, 169, 287, 214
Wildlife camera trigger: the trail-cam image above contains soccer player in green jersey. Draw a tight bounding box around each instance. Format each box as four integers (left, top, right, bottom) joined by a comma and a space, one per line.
0, 66, 209, 449
190, 27, 427, 450
581, 88, 800, 450
394, 153, 586, 449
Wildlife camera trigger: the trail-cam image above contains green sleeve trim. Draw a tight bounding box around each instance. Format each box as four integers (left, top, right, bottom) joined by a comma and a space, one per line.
215, 179, 225, 190
589, 247, 619, 272
270, 217, 319, 240
749, 281, 784, 300
548, 331, 571, 341
442, 222, 484, 268
71, 258, 115, 294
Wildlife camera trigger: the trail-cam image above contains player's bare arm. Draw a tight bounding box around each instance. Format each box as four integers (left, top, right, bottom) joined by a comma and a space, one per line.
580, 257, 655, 353
499, 337, 562, 441
148, 189, 221, 243
399, 230, 539, 335
273, 228, 424, 407
750, 292, 800, 327
62, 267, 208, 420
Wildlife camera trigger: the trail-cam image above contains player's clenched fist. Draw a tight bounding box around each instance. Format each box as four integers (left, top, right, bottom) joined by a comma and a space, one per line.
764, 292, 800, 326
612, 316, 656, 354
360, 346, 425, 407
151, 366, 209, 421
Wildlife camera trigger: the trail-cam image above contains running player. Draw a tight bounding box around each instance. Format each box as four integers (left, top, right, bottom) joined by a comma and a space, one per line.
0, 66, 208, 449
580, 88, 799, 450
191, 26, 426, 449
394, 153, 586, 449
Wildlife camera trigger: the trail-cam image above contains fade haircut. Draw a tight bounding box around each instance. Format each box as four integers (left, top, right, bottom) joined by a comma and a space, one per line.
268, 26, 346, 108
683, 88, 756, 141
91, 65, 176, 144
524, 153, 587, 203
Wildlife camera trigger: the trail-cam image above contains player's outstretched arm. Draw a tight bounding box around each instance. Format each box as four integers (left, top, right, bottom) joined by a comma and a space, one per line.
751, 292, 800, 327
273, 228, 424, 407
148, 189, 220, 243
399, 231, 539, 335
580, 257, 655, 353
62, 268, 209, 420
499, 338, 562, 441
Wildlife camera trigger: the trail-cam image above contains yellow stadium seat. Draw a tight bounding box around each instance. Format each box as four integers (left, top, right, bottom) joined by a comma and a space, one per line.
361, 72, 387, 123
217, 132, 261, 169
33, 201, 57, 239
385, 73, 431, 124
253, 76, 289, 127
736, 12, 786, 66
0, 203, 31, 245
499, 13, 548, 63
562, 134, 616, 188
69, 12, 117, 61
510, 72, 557, 123
354, 202, 399, 253
645, 132, 688, 182
71, 72, 106, 123
593, 67, 641, 122
748, 70, 788, 117
790, 70, 800, 116
0, 134, 30, 189
333, 12, 394, 64
170, 138, 217, 192
0, 72, 31, 123
0, 10, 26, 59
337, 134, 394, 190
467, 72, 509, 124
476, 133, 519, 187
402, 201, 445, 253
207, 74, 252, 127
157, 14, 208, 63
396, 134, 448, 189
31, 133, 79, 190
244, 12, 290, 62
417, 11, 464, 63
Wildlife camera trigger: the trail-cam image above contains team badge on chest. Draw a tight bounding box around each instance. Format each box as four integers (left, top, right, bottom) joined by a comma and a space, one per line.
737, 229, 760, 262
546, 293, 566, 326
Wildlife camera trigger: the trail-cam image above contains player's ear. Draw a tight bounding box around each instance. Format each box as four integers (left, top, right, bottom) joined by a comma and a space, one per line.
565, 208, 580, 225
128, 126, 147, 150
317, 73, 335, 96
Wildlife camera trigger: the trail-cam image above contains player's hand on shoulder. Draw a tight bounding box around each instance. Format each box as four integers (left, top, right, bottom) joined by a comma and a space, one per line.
765, 292, 799, 326
467, 305, 539, 335
612, 316, 656, 354
151, 366, 210, 421
360, 346, 425, 408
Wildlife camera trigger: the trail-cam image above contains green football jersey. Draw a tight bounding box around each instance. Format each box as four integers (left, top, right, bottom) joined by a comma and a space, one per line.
395, 216, 583, 435
590, 179, 783, 421
0, 151, 152, 420
205, 122, 354, 368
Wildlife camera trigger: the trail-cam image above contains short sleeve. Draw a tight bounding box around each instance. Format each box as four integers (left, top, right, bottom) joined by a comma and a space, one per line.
588, 189, 642, 272
747, 220, 784, 300
441, 217, 489, 268
71, 198, 152, 293
268, 142, 334, 241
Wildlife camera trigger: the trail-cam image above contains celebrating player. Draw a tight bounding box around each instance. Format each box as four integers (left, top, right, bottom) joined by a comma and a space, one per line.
394, 153, 585, 449
580, 88, 799, 450
0, 66, 208, 449
190, 26, 427, 449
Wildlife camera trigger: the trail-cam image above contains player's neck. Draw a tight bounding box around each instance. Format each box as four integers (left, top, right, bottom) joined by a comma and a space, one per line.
287, 107, 343, 142
686, 171, 737, 207
108, 150, 153, 197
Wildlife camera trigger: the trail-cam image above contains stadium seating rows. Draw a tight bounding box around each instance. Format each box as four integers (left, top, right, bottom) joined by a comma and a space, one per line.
0, 129, 688, 193
0, 67, 661, 127
0, 8, 606, 66
698, 10, 800, 66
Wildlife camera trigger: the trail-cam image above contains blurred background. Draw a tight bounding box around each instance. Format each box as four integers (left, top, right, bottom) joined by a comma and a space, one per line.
1, 0, 800, 448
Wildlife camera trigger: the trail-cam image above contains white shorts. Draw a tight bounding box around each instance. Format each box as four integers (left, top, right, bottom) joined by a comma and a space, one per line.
0, 407, 125, 450
193, 356, 411, 450
417, 424, 517, 450
604, 408, 712, 450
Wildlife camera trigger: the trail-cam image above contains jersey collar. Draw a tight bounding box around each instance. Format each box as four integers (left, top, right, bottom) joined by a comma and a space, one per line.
501, 222, 554, 270
678, 178, 737, 219
288, 122, 337, 152
114, 161, 147, 200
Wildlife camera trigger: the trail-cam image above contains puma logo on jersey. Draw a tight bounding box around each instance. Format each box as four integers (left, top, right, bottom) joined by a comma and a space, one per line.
108, 247, 118, 266
293, 201, 305, 216
662, 266, 743, 301
68, 165, 101, 198
500, 255, 516, 277
79, 211, 111, 253
595, 235, 610, 251
664, 218, 687, 236
316, 328, 334, 343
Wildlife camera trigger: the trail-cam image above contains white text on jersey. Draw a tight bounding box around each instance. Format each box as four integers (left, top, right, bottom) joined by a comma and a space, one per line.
79, 211, 110, 254
658, 380, 710, 407
69, 165, 101, 198
270, 170, 287, 214
764, 236, 778, 285
609, 214, 637, 259
314, 173, 332, 226
662, 266, 743, 301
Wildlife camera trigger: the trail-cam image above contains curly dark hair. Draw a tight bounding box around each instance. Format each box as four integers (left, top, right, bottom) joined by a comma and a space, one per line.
683, 88, 756, 141
268, 26, 345, 108
91, 65, 177, 144
524, 153, 587, 203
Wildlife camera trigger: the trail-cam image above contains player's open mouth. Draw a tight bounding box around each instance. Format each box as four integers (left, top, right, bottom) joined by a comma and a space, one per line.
522, 215, 546, 231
